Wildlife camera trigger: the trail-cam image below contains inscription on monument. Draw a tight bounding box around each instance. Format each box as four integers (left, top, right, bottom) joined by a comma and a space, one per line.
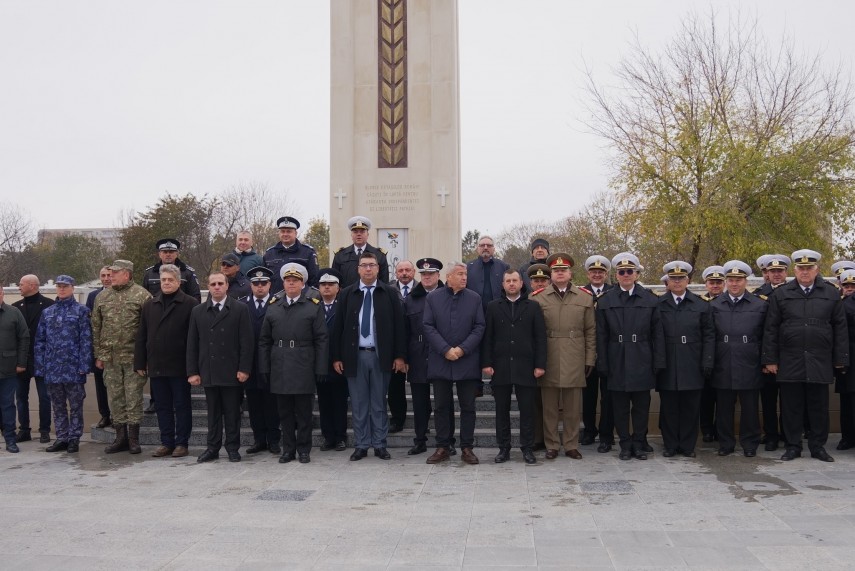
364, 184, 421, 212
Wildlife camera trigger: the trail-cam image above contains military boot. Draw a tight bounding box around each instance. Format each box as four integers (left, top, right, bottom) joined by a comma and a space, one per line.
15, 428, 31, 442
128, 424, 142, 454
104, 423, 129, 454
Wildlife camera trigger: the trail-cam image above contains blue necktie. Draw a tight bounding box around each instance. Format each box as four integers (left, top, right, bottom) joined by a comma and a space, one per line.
402, 284, 409, 298
361, 286, 373, 338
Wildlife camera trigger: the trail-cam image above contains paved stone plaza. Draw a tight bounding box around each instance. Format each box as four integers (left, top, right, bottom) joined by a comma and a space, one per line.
3, 435, 855, 570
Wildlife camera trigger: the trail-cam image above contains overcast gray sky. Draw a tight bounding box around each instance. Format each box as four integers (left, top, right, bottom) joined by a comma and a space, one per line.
1, 1, 852, 238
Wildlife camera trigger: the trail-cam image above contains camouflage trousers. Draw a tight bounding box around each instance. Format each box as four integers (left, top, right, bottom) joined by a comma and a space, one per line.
103, 363, 146, 424
46, 383, 86, 441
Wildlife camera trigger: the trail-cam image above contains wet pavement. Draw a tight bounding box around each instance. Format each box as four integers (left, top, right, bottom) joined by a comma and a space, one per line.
3, 435, 855, 570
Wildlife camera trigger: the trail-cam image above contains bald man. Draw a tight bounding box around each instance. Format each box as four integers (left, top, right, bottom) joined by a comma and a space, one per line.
12, 275, 54, 443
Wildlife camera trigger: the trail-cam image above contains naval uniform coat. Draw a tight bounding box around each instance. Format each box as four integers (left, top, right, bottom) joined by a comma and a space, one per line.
403, 281, 442, 384
710, 293, 767, 390
595, 284, 666, 392
186, 296, 254, 387
258, 295, 328, 395
762, 278, 848, 384
836, 295, 855, 393
242, 294, 272, 390
656, 290, 715, 391
532, 285, 596, 388
331, 243, 390, 287
330, 280, 406, 374
481, 294, 547, 387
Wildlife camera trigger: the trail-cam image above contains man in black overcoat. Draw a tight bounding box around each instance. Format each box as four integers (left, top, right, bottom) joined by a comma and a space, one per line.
316, 268, 349, 452
762, 249, 849, 462
656, 261, 714, 458
187, 272, 254, 463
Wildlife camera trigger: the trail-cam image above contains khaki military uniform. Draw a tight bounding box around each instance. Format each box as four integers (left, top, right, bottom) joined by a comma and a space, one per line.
532, 285, 596, 451
91, 283, 151, 424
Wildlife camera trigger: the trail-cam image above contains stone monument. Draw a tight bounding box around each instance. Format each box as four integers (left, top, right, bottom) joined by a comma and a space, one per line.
330, 0, 461, 277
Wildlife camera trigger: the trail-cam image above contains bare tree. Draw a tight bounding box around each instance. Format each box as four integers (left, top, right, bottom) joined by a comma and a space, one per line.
211, 181, 300, 255
0, 205, 35, 284
585, 9, 855, 271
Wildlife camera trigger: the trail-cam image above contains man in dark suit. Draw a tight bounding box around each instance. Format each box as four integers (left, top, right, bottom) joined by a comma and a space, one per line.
12, 274, 53, 443
316, 268, 349, 452
403, 258, 444, 455
187, 272, 254, 463
331, 251, 406, 461
86, 266, 112, 429
466, 235, 510, 312
387, 260, 415, 432
332, 216, 390, 287
424, 262, 486, 465
763, 249, 849, 462
242, 266, 281, 456
482, 268, 547, 464
579, 255, 615, 451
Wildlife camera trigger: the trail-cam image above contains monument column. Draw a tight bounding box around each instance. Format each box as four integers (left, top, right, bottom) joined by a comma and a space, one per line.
330, 0, 461, 276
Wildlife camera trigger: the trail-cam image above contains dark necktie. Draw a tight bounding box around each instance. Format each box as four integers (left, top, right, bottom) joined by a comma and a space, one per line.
402, 284, 409, 298
595, 288, 601, 296
325, 304, 332, 315
675, 296, 682, 305
214, 302, 221, 311
361, 286, 373, 337
289, 299, 295, 306
804, 287, 811, 296
356, 247, 363, 257
256, 299, 264, 311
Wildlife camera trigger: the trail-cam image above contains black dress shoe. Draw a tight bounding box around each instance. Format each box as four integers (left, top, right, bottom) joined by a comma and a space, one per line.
702, 433, 715, 443
522, 449, 537, 464
580, 433, 596, 446
39, 432, 50, 444
717, 448, 734, 456
374, 447, 391, 460
15, 429, 31, 442
320, 442, 335, 451
633, 450, 648, 460
197, 449, 219, 463
765, 441, 779, 452
144, 402, 156, 414
46, 440, 69, 452
298, 452, 310, 464
682, 450, 696, 458
268, 443, 281, 455
388, 422, 404, 434
532, 442, 546, 452
811, 449, 835, 462
279, 452, 296, 463
744, 449, 756, 457
6, 442, 20, 453
618, 450, 632, 461
640, 442, 654, 453
597, 442, 613, 453
407, 443, 427, 455
96, 416, 112, 429
335, 441, 347, 451
246, 442, 268, 454
781, 448, 801, 461
494, 449, 511, 463
662, 449, 676, 458
837, 440, 853, 451
67, 440, 79, 453
350, 448, 368, 461
227, 450, 241, 462
448, 445, 457, 456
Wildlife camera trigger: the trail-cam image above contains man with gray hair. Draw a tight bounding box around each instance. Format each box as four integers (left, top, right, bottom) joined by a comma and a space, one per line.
466, 236, 510, 312
91, 260, 152, 454
234, 230, 264, 276
13, 274, 53, 443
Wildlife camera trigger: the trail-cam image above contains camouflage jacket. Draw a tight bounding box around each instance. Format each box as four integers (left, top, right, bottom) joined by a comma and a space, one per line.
91, 282, 151, 364
34, 297, 92, 383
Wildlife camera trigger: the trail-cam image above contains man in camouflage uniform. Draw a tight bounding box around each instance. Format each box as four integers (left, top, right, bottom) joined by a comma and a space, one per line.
34, 275, 92, 453
91, 260, 151, 454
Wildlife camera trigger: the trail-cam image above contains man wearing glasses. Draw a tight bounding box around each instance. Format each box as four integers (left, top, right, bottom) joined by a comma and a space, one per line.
466, 236, 510, 312
596, 252, 665, 461
331, 252, 406, 461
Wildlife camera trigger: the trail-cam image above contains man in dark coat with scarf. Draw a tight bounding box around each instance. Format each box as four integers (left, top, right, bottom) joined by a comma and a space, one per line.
135, 264, 199, 458
423, 262, 486, 465
187, 272, 254, 463
482, 268, 546, 464
656, 261, 714, 458
241, 266, 281, 455
403, 258, 444, 455
259, 263, 328, 464
710, 260, 767, 457
596, 252, 665, 461
763, 249, 849, 462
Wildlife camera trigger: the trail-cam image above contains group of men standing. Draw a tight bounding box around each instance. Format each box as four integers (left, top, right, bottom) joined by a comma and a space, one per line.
1, 213, 852, 468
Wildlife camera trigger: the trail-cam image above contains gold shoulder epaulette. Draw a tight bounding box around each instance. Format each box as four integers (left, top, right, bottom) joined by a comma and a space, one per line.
758, 294, 768, 301
379, 247, 387, 254
311, 298, 320, 304
334, 246, 345, 254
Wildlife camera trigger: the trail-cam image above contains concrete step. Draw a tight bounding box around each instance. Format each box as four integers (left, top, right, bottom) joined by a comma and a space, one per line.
174, 393, 518, 412
137, 409, 524, 430
90, 425, 528, 449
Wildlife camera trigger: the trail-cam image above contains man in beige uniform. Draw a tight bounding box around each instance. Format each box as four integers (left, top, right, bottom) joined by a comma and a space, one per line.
531, 253, 596, 460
